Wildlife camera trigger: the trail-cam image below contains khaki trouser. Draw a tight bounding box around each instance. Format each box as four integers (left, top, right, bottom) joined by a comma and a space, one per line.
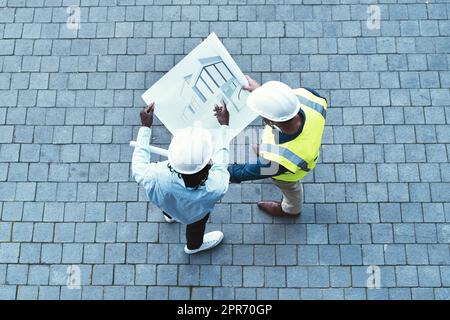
271, 179, 303, 215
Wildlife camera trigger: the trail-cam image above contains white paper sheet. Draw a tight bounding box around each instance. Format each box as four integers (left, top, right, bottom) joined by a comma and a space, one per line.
141, 33, 257, 142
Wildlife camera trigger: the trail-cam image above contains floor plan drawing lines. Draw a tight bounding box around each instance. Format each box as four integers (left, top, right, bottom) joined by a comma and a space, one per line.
142, 33, 257, 142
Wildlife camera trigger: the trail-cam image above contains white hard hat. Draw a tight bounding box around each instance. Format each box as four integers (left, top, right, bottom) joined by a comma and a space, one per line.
247, 81, 300, 122
168, 126, 213, 175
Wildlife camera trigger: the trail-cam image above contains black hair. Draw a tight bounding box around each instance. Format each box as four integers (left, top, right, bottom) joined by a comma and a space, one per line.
167, 163, 212, 190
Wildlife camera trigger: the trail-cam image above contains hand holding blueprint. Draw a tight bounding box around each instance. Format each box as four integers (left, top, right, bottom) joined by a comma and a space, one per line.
141, 33, 258, 142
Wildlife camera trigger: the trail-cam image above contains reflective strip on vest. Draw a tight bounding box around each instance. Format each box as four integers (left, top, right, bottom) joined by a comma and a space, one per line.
296, 94, 326, 119
260, 144, 310, 172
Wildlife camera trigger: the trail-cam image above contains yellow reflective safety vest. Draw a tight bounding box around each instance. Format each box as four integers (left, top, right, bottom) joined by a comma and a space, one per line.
259, 88, 327, 182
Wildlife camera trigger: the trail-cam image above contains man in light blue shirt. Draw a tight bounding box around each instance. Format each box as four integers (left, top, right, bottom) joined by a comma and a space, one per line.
131, 102, 230, 254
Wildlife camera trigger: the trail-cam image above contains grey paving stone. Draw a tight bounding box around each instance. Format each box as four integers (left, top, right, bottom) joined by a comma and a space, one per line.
231, 204, 252, 223
255, 287, 277, 300
436, 288, 450, 300
241, 266, 264, 288
17, 286, 39, 300
82, 244, 104, 264
388, 288, 411, 300
285, 224, 306, 244
222, 266, 242, 287
253, 245, 275, 266
307, 266, 329, 288
0, 286, 17, 299
396, 266, 419, 287
306, 224, 328, 244
112, 265, 134, 286
61, 243, 83, 264
6, 264, 28, 285
211, 286, 233, 299
298, 245, 319, 266
99, 286, 122, 300
349, 224, 371, 244
155, 264, 177, 286
123, 286, 145, 300
89, 265, 112, 287
18, 243, 40, 264
177, 264, 199, 286
423, 203, 445, 223
411, 288, 435, 300
188, 287, 211, 300
362, 245, 385, 265
304, 183, 325, 203
232, 244, 253, 266
318, 245, 340, 265
265, 266, 285, 288
194, 265, 219, 287
27, 265, 49, 285
0, 243, 20, 263
436, 224, 450, 243
414, 224, 437, 244
419, 164, 441, 182
329, 266, 351, 288
417, 266, 441, 287
340, 245, 362, 266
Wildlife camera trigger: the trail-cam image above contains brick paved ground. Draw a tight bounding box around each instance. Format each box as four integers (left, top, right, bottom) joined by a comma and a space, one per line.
0, 0, 449, 300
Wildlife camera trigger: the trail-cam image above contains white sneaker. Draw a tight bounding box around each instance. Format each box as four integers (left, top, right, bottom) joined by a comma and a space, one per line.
184, 231, 224, 254
163, 214, 175, 223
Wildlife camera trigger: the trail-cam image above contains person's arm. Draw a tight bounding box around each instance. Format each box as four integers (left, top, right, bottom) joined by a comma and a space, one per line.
206, 102, 231, 193
131, 104, 158, 191
209, 125, 230, 192
131, 127, 154, 184
228, 158, 289, 183
211, 124, 230, 168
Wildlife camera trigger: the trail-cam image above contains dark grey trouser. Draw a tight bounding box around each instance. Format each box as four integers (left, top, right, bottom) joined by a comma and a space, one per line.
163, 212, 210, 250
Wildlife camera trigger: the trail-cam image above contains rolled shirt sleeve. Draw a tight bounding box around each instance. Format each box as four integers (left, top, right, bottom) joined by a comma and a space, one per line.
207, 125, 231, 194
131, 126, 157, 192
212, 125, 230, 166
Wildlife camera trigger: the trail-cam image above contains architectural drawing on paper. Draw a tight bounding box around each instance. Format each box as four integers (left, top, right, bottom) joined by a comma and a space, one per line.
141, 33, 258, 142
180, 56, 245, 122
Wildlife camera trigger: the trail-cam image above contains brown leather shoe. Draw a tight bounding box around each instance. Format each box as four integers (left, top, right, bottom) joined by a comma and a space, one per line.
257, 201, 298, 217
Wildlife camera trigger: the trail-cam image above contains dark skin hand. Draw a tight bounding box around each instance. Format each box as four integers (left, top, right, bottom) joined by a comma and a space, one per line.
140, 102, 155, 128
213, 101, 230, 126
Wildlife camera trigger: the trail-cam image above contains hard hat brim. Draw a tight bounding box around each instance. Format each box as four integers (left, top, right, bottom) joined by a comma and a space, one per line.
247, 89, 300, 122
168, 157, 212, 175
167, 127, 214, 175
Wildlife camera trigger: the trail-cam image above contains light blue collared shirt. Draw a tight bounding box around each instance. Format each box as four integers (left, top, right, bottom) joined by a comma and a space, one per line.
131, 126, 230, 225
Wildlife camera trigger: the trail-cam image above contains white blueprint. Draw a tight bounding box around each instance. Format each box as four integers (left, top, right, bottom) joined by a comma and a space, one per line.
141, 33, 258, 142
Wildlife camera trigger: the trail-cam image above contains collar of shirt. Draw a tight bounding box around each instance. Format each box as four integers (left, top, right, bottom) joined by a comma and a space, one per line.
279, 109, 305, 144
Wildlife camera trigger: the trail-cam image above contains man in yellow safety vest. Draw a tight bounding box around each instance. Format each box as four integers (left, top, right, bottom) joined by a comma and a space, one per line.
228, 76, 327, 217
